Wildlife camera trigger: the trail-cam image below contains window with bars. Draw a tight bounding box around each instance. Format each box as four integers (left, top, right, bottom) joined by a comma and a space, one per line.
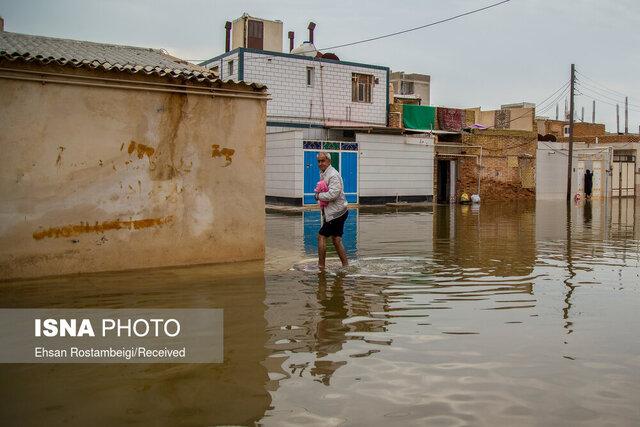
400, 81, 414, 95
352, 73, 373, 103
306, 67, 314, 87
302, 141, 322, 150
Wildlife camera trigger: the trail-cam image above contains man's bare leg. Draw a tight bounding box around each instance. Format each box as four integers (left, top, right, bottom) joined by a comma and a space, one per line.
332, 236, 349, 267
318, 234, 327, 270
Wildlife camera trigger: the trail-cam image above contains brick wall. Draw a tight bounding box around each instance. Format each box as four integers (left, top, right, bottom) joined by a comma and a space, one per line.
457, 130, 537, 201
542, 120, 606, 138
389, 103, 402, 128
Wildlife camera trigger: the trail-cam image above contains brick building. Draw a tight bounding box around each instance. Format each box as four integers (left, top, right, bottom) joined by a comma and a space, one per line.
454, 130, 537, 202
537, 118, 606, 139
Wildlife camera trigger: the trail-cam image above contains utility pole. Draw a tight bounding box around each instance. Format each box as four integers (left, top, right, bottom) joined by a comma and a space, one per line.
566, 64, 575, 202
592, 100, 595, 123
581, 106, 584, 122
624, 97, 628, 134
616, 104, 620, 134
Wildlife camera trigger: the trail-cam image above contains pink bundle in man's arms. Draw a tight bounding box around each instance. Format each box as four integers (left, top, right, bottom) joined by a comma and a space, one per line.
315, 180, 329, 207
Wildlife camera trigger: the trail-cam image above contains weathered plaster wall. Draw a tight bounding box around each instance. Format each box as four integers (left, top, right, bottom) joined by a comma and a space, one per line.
0, 68, 266, 279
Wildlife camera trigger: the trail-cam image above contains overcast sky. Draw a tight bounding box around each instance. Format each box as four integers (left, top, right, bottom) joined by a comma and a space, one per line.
2, 0, 639, 132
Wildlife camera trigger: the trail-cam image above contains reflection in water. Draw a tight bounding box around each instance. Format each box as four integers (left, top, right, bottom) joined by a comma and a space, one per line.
303, 209, 359, 257
1, 200, 640, 426
0, 263, 270, 427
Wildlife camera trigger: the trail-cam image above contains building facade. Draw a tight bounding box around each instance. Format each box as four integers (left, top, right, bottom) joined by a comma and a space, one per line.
390, 71, 431, 106
202, 48, 389, 128
0, 31, 269, 279
202, 16, 438, 206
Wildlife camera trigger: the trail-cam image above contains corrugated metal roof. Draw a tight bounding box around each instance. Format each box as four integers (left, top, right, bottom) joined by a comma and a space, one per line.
0, 31, 265, 90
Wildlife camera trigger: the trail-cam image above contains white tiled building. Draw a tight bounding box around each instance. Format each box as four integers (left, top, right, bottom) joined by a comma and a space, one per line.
201, 48, 389, 130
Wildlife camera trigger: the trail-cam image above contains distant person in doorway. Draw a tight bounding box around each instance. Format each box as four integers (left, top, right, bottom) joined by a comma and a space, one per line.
584, 169, 593, 199
315, 151, 349, 270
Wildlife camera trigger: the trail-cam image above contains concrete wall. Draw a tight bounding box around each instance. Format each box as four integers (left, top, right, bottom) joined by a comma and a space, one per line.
505, 107, 535, 131
243, 51, 388, 126
536, 141, 612, 200
265, 130, 303, 199
262, 19, 284, 52
389, 72, 430, 106
475, 108, 534, 131
0, 65, 266, 279
357, 133, 434, 201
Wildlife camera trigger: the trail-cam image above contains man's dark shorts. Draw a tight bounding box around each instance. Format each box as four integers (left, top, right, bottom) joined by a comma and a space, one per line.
319, 210, 349, 237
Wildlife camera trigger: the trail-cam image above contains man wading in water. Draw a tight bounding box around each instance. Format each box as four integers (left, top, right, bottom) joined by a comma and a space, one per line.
314, 151, 349, 270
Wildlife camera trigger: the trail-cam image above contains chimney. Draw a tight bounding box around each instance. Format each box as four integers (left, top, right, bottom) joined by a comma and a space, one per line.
224, 21, 232, 52
307, 22, 316, 44
288, 31, 295, 52
0, 16, 4, 32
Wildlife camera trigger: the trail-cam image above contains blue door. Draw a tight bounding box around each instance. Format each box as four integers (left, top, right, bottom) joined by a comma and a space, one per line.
341, 152, 358, 203
304, 151, 321, 205
303, 150, 358, 205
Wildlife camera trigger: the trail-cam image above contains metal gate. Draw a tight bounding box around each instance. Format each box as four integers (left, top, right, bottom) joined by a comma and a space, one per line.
612, 153, 636, 197
303, 140, 358, 205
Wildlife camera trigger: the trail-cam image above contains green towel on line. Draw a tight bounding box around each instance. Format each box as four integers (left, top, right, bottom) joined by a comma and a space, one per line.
402, 104, 436, 130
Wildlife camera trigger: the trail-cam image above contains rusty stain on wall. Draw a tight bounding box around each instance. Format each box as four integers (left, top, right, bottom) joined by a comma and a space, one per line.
150, 94, 186, 181
32, 216, 174, 240
56, 146, 65, 166
127, 140, 155, 159
212, 144, 235, 166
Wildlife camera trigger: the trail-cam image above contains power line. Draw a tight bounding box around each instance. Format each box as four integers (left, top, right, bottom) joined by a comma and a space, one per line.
576, 78, 624, 103
575, 69, 626, 97
318, 0, 513, 51
576, 69, 640, 109
576, 78, 640, 110
485, 81, 570, 129
577, 90, 640, 114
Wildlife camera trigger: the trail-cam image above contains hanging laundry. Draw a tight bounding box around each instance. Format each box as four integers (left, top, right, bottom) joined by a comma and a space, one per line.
436, 107, 464, 131
402, 105, 436, 130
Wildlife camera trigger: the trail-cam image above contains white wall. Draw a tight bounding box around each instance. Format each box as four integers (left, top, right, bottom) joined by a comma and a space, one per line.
357, 134, 434, 198
265, 130, 303, 198
536, 141, 613, 200
267, 126, 327, 140
536, 143, 569, 200
244, 51, 388, 126
204, 52, 239, 81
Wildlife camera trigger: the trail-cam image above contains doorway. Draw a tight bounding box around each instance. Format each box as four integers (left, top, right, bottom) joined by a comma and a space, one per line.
437, 160, 450, 204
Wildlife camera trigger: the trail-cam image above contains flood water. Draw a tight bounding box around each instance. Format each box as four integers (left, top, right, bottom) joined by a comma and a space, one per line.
1, 199, 639, 426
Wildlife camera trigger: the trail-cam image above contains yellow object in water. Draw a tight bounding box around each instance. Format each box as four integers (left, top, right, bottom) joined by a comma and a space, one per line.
460, 193, 470, 203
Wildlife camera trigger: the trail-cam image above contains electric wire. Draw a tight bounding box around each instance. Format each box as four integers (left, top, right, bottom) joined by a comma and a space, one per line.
484, 81, 570, 129
576, 79, 640, 112
577, 88, 640, 114
576, 69, 640, 109
575, 69, 626, 97
318, 0, 513, 51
